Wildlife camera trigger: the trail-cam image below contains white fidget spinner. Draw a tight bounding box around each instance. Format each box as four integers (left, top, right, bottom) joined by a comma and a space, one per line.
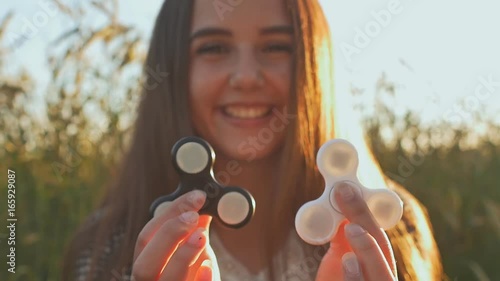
295, 139, 403, 245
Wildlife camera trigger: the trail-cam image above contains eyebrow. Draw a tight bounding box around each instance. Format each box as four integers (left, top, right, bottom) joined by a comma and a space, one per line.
261, 25, 293, 35
190, 25, 293, 41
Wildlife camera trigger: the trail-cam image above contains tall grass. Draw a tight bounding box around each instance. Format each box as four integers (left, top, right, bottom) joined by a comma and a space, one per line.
0, 2, 498, 280
365, 104, 500, 281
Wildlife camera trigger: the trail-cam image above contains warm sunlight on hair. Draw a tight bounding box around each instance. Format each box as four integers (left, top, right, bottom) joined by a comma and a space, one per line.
319, 35, 388, 191
318, 38, 335, 141
410, 247, 433, 281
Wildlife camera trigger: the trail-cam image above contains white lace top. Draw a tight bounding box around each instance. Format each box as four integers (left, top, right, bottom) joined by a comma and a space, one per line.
73, 226, 320, 281
209, 229, 319, 281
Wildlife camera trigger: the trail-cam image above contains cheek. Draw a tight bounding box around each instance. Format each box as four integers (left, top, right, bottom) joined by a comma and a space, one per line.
189, 62, 226, 128
190, 61, 227, 100
189, 62, 206, 102
189, 64, 209, 129
281, 71, 291, 100
268, 61, 292, 101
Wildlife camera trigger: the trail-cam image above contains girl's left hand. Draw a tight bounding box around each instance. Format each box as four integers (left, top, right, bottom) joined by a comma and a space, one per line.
316, 182, 398, 281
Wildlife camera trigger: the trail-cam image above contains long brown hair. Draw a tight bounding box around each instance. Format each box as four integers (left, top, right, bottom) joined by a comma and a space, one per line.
62, 0, 446, 280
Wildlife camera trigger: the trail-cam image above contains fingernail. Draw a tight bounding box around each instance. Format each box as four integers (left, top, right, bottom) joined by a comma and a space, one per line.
179, 211, 199, 224
201, 259, 212, 268
153, 202, 171, 217
198, 260, 213, 279
345, 223, 366, 237
187, 228, 207, 247
337, 183, 355, 201
188, 190, 206, 208
342, 252, 360, 276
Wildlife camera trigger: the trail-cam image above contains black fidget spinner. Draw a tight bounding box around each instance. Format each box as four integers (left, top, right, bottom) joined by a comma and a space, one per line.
149, 136, 256, 228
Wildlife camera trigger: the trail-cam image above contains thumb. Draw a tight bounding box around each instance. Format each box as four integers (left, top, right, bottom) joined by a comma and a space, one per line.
198, 215, 213, 231
330, 220, 352, 254
194, 260, 213, 281
316, 220, 352, 280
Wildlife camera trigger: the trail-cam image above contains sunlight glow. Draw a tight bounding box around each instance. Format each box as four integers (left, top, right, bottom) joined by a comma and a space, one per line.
317, 16, 389, 191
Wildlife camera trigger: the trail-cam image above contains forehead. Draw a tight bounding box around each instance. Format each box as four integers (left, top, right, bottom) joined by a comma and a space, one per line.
191, 0, 291, 32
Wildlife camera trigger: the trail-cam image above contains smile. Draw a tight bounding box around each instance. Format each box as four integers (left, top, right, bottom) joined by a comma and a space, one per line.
222, 105, 273, 119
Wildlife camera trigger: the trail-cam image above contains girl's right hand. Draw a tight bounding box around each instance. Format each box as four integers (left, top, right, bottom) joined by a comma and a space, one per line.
132, 190, 220, 281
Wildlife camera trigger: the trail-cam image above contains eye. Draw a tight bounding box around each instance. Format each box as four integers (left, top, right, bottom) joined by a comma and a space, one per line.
196, 43, 229, 55
263, 43, 293, 53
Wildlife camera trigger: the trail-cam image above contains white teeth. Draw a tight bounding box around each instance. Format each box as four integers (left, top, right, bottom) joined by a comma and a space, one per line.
223, 106, 271, 119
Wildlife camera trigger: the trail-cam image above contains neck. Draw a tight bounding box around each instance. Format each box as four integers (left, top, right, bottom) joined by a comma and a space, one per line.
210, 152, 283, 273
212, 151, 282, 227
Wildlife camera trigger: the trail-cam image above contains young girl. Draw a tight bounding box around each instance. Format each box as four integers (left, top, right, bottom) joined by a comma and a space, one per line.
62, 0, 446, 280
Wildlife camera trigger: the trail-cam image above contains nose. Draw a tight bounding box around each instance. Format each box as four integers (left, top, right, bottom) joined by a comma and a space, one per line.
229, 47, 264, 91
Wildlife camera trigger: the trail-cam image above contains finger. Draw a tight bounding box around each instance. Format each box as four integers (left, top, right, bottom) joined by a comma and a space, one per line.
186, 243, 218, 281
153, 200, 173, 217
334, 183, 396, 275
203, 242, 221, 280
159, 227, 208, 281
134, 190, 206, 260
195, 260, 213, 281
345, 223, 394, 281
132, 211, 199, 281
342, 252, 364, 281
155, 190, 207, 218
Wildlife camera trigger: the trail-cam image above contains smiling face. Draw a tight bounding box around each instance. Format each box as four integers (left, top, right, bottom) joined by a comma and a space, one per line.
189, 0, 293, 162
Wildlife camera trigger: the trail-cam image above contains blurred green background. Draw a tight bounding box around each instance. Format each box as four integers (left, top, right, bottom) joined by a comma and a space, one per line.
0, 3, 499, 281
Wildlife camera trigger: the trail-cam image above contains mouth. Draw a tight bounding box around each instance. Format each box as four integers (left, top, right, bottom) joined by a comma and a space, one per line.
221, 105, 273, 119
